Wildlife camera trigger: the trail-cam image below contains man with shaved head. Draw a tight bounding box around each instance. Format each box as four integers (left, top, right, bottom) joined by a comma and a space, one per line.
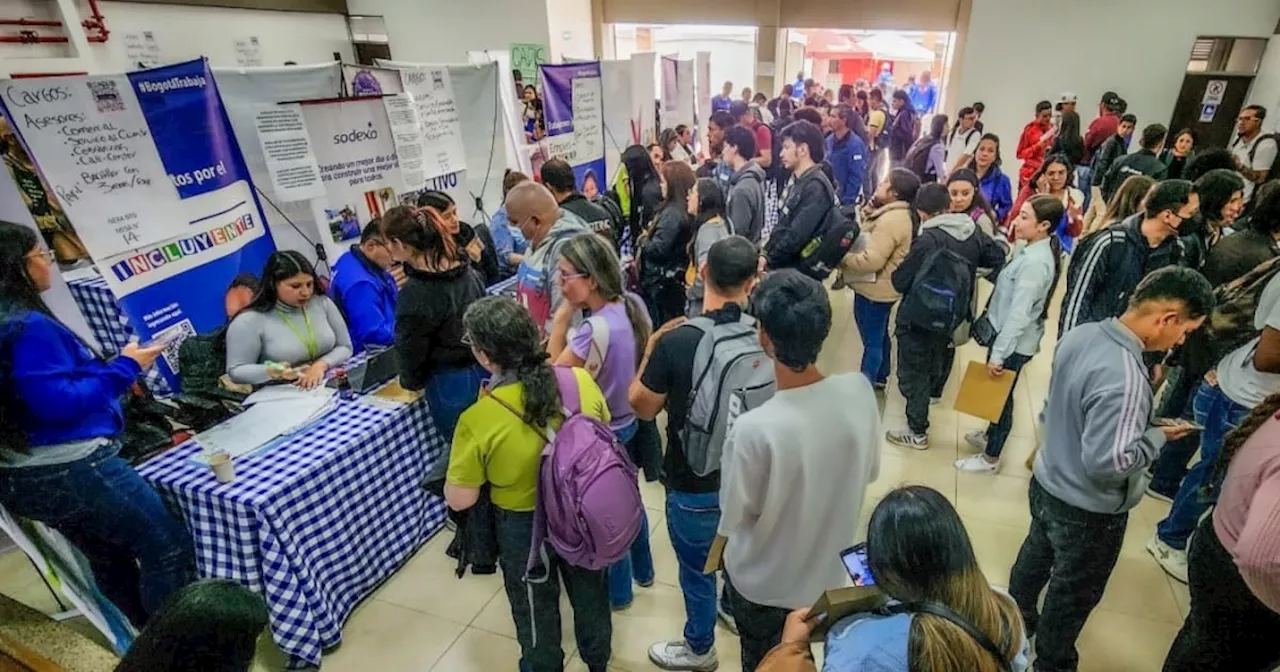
507, 180, 589, 337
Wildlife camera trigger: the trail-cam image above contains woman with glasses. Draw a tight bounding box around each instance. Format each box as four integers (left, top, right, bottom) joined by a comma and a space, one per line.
447, 297, 614, 672
0, 220, 194, 627
384, 200, 486, 487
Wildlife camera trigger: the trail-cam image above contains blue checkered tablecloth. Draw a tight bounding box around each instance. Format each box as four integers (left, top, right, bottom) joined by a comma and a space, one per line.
65, 273, 171, 396
137, 394, 448, 669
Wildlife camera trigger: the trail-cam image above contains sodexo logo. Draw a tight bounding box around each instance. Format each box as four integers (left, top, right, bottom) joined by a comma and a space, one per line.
334, 122, 379, 144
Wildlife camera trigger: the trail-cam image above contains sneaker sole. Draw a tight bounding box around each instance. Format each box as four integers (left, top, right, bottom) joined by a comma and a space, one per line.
887, 435, 929, 450
1145, 539, 1189, 584
648, 650, 720, 672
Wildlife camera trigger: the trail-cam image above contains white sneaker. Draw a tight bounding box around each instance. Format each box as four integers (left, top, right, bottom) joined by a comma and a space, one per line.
886, 429, 929, 450
964, 429, 989, 451
955, 454, 999, 473
930, 396, 943, 406
1147, 535, 1188, 584
648, 639, 719, 672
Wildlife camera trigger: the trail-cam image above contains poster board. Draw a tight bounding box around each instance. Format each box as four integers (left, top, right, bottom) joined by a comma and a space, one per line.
539, 62, 607, 200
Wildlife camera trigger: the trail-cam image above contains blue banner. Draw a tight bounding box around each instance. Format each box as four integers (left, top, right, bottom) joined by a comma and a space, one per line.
539, 62, 607, 200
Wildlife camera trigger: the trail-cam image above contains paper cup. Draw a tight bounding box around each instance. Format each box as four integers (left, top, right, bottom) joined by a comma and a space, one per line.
208, 452, 236, 483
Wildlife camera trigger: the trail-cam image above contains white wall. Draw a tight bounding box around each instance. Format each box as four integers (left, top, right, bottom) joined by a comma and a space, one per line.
0, 0, 352, 76
1246, 35, 1280, 126
349, 0, 551, 63
546, 0, 595, 61
955, 0, 1280, 175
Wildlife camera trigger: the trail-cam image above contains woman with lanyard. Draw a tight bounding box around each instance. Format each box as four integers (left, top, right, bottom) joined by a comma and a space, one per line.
1006, 153, 1084, 253
226, 251, 353, 389
0, 221, 194, 626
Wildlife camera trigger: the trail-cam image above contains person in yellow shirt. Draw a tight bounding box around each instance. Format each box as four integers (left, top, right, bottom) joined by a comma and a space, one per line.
445, 296, 613, 672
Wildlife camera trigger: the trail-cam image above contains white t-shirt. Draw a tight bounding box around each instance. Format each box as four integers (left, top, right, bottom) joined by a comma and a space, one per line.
945, 127, 982, 173
1231, 133, 1278, 202
1218, 272, 1280, 407
718, 373, 881, 609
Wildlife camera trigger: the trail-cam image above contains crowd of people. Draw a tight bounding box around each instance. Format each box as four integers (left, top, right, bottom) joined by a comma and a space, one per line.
3, 72, 1280, 672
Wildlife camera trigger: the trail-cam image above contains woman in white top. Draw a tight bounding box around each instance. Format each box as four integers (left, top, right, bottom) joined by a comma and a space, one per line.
957, 195, 1063, 473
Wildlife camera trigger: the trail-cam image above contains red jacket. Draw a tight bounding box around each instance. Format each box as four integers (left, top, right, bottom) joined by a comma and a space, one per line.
1083, 113, 1120, 163
1016, 120, 1054, 189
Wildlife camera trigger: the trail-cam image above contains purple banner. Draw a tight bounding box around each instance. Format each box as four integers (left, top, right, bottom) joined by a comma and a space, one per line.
539, 62, 606, 200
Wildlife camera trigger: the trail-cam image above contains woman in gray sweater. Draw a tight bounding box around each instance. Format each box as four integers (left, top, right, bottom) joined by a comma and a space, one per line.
225, 251, 353, 388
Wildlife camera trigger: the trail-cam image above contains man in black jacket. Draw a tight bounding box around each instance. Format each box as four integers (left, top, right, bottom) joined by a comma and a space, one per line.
1089, 114, 1136, 207
541, 158, 617, 245
886, 184, 1006, 449
1059, 179, 1195, 339
765, 120, 837, 272
1101, 123, 1168, 203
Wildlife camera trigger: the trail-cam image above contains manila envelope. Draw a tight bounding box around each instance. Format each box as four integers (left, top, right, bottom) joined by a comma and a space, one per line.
953, 360, 1017, 424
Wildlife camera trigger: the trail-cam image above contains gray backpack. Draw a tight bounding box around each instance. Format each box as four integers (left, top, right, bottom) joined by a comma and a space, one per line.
679, 314, 778, 476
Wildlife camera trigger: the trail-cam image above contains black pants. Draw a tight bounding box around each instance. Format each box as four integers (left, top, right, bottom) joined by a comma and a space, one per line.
725, 573, 795, 672
644, 279, 686, 327
896, 325, 953, 434
1163, 514, 1280, 671
931, 343, 956, 399
495, 508, 611, 672
1009, 478, 1127, 672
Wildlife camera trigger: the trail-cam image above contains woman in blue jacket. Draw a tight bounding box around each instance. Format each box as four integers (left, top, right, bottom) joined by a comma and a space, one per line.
0, 222, 193, 626
972, 133, 1013, 224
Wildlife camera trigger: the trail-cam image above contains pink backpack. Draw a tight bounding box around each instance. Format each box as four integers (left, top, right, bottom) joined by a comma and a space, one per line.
493, 367, 644, 574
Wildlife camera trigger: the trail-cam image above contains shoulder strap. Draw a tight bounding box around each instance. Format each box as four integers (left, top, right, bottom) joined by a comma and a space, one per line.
879, 601, 1012, 672
582, 315, 611, 380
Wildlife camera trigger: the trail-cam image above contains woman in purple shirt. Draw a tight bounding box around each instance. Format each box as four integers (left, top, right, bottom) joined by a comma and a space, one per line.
548, 231, 655, 610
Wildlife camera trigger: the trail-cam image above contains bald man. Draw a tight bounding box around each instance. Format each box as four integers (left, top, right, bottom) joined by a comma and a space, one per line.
506, 180, 590, 337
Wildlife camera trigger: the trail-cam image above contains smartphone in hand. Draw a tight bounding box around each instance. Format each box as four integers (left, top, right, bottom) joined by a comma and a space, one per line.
840, 543, 876, 587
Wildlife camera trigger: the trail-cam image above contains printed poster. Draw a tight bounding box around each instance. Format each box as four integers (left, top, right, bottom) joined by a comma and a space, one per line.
398, 66, 468, 179
0, 76, 186, 258
0, 60, 278, 389
253, 103, 325, 201
540, 62, 606, 200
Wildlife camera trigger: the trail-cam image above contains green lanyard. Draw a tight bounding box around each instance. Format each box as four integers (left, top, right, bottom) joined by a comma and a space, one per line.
277, 308, 318, 361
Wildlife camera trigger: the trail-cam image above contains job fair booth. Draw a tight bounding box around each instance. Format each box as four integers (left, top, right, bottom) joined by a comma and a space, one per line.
0, 51, 708, 668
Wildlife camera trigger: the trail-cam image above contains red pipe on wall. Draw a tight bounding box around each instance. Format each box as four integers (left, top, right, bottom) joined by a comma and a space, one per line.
0, 0, 109, 45
0, 18, 63, 27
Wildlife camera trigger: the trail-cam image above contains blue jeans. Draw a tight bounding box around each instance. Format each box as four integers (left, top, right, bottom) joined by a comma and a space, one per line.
982, 352, 1032, 459
608, 418, 654, 609
1149, 367, 1201, 498
1157, 382, 1249, 550
666, 490, 721, 655
0, 443, 194, 626
1077, 165, 1093, 211
853, 295, 893, 386
423, 364, 486, 482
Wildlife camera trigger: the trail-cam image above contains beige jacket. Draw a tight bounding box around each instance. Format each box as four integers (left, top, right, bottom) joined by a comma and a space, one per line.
840, 201, 914, 302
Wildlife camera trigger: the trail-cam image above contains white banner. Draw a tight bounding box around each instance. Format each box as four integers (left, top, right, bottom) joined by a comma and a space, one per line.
2, 76, 185, 258
399, 66, 468, 179
631, 53, 657, 145
696, 51, 712, 155
675, 59, 696, 131
600, 59, 633, 183
253, 103, 325, 201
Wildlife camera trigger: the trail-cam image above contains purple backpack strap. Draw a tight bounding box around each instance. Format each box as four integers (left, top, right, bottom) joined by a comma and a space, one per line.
552, 366, 581, 415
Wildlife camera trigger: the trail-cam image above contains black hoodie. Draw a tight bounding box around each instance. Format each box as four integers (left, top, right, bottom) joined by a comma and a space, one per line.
394, 262, 485, 390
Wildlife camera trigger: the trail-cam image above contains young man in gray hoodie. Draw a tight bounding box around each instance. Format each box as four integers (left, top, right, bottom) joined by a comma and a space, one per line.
723, 126, 766, 244
886, 184, 1006, 449
1009, 266, 1213, 672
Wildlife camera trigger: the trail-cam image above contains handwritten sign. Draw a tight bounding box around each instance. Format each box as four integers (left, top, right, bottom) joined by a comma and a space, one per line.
571, 75, 604, 164
398, 67, 467, 179
1, 77, 184, 258
511, 43, 548, 85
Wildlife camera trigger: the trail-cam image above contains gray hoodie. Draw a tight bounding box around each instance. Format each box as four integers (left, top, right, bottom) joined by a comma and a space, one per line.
516, 208, 589, 337
1033, 318, 1167, 514
727, 161, 767, 244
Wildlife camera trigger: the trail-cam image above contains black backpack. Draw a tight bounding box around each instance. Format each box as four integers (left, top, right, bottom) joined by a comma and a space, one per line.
594, 191, 626, 250
904, 137, 941, 182
795, 172, 861, 281
1235, 133, 1280, 190
899, 243, 975, 334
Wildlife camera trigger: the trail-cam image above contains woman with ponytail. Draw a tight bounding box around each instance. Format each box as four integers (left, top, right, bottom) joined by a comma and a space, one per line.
1164, 393, 1280, 670
385, 202, 486, 486
957, 195, 1063, 474
447, 297, 613, 672
0, 221, 194, 626
756, 486, 1028, 672
548, 232, 655, 609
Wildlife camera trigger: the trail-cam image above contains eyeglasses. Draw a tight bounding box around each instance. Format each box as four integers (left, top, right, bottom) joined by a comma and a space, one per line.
26, 249, 54, 264
461, 332, 474, 348
557, 271, 588, 285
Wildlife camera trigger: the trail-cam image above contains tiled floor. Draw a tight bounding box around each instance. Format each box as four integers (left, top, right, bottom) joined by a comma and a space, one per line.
0, 286, 1192, 671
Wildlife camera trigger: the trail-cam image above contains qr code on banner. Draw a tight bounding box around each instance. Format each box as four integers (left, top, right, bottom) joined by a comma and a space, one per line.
151, 319, 197, 374
86, 80, 124, 113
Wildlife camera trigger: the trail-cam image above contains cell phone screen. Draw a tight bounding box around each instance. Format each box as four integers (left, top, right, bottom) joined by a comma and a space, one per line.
840, 544, 875, 587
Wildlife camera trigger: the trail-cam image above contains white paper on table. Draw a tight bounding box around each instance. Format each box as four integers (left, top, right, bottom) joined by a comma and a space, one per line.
398, 66, 467, 180
382, 94, 428, 192
243, 384, 335, 406
2, 76, 185, 258
844, 232, 876, 283
191, 391, 335, 463
571, 75, 604, 164
253, 104, 325, 202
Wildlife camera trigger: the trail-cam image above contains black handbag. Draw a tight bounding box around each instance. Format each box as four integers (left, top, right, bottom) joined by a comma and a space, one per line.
972, 313, 998, 348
